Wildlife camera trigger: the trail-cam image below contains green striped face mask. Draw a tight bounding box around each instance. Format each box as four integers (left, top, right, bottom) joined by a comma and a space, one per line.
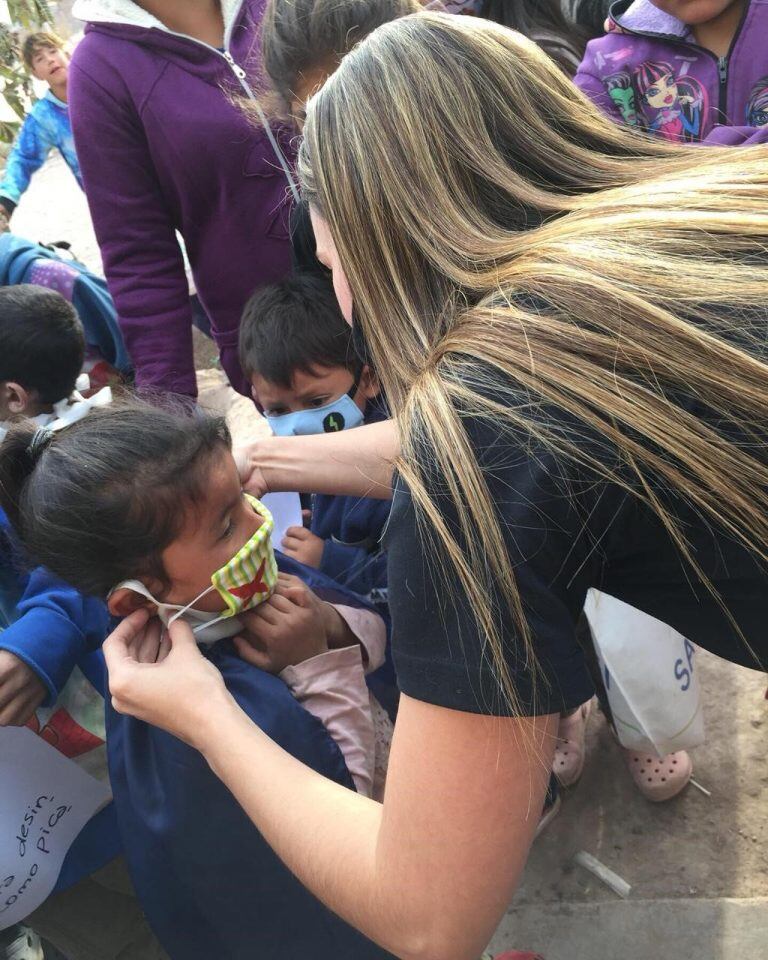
200, 494, 278, 616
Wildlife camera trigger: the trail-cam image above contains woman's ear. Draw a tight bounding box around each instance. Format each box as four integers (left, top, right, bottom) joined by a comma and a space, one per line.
108, 586, 157, 618
359, 365, 380, 401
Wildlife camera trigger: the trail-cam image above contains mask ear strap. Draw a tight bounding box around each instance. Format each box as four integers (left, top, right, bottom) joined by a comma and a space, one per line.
347, 365, 364, 401
167, 582, 215, 628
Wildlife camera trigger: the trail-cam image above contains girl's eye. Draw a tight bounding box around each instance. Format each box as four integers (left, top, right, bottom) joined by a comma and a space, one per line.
648, 87, 659, 98
266, 407, 287, 417
309, 396, 329, 408
221, 517, 235, 539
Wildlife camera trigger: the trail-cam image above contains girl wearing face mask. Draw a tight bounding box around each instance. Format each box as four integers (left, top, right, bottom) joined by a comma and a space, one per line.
0, 399, 396, 960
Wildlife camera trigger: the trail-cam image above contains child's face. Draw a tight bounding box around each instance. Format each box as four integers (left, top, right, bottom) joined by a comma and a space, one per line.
30, 45, 69, 85
159, 451, 265, 612
649, 0, 741, 25
251, 365, 373, 418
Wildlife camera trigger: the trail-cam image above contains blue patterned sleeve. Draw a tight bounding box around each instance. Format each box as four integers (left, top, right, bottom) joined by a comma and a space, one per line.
0, 106, 56, 208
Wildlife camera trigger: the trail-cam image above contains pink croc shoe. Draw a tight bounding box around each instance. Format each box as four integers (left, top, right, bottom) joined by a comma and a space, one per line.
623, 748, 692, 801
553, 698, 594, 787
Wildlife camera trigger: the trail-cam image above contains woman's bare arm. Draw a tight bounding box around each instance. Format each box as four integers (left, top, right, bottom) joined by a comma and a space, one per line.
236, 419, 399, 499
105, 615, 555, 960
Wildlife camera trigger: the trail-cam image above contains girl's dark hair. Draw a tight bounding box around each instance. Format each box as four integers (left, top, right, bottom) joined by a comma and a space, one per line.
480, 0, 591, 76
239, 272, 357, 389
0, 398, 231, 597
260, 0, 419, 117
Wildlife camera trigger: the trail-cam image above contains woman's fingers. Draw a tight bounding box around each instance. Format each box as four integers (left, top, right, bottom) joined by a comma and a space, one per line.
156, 628, 173, 663
103, 607, 151, 672
166, 617, 205, 657
235, 443, 270, 497
135, 617, 165, 664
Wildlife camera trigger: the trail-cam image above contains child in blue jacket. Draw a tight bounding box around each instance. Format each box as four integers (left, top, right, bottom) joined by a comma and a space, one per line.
240, 273, 392, 612
0, 396, 397, 960
0, 32, 81, 228
0, 285, 158, 960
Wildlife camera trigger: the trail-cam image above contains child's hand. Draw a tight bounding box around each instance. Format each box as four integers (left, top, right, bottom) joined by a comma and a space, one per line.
0, 650, 47, 726
281, 525, 325, 569
233, 573, 335, 673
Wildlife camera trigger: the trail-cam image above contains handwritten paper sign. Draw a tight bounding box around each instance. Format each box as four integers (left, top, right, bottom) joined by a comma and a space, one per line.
261, 492, 303, 548
0, 727, 111, 930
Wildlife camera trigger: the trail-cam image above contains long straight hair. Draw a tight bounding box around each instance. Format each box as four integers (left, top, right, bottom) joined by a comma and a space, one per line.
299, 13, 768, 713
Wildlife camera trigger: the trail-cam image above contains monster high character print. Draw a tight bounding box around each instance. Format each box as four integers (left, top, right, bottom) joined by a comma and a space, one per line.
605, 71, 641, 126
746, 77, 768, 127
633, 60, 708, 142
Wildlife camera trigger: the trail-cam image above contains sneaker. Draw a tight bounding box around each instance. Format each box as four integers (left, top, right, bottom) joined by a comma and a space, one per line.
0, 927, 43, 960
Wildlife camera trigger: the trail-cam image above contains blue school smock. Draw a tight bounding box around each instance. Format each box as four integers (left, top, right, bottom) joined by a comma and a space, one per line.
106, 552, 397, 960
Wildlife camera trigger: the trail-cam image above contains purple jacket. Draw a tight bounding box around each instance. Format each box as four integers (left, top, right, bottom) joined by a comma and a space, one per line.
69, 0, 297, 397
574, 0, 768, 145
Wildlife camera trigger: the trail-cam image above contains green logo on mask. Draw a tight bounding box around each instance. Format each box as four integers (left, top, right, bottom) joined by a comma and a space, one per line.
323, 412, 345, 432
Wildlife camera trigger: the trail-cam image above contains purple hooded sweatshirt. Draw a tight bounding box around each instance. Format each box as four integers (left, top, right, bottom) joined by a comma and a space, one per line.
574, 0, 768, 145
69, 0, 299, 398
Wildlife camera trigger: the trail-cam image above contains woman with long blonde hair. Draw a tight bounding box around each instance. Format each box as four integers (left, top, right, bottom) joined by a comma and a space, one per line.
100, 13, 768, 958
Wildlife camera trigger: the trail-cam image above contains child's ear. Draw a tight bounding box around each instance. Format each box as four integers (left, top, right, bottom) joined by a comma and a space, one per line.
2, 382, 31, 416
359, 365, 380, 401
108, 587, 157, 618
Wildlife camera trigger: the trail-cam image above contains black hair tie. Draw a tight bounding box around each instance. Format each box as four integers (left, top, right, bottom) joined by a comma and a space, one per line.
27, 426, 54, 460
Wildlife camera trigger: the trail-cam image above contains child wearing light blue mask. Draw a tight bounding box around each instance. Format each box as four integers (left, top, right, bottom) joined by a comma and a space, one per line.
239, 273, 392, 613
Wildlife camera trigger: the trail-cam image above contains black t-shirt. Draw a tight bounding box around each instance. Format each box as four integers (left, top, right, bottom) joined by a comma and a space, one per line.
385, 390, 768, 717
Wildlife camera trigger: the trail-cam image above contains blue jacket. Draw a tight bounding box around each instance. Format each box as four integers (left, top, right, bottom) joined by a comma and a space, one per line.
311, 401, 392, 609
0, 91, 81, 210
0, 510, 110, 705
108, 552, 396, 960
0, 232, 130, 373
0, 509, 121, 890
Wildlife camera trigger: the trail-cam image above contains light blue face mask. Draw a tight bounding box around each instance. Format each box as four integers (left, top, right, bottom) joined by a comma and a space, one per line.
265, 374, 365, 437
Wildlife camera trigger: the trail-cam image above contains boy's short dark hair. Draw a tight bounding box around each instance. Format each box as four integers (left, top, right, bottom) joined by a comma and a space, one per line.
0, 285, 85, 403
22, 31, 65, 72
240, 273, 357, 389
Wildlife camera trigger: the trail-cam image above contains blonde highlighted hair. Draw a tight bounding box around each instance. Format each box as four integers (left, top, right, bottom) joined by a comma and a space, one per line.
299, 12, 768, 712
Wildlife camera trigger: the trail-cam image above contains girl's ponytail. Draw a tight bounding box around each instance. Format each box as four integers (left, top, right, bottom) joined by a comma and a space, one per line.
0, 423, 54, 532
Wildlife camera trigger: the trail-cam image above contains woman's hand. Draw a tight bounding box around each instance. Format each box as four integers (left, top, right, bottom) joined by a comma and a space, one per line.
103, 608, 236, 750
234, 441, 271, 498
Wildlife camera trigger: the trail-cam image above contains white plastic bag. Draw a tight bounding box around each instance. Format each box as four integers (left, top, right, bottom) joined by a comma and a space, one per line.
584, 589, 705, 757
